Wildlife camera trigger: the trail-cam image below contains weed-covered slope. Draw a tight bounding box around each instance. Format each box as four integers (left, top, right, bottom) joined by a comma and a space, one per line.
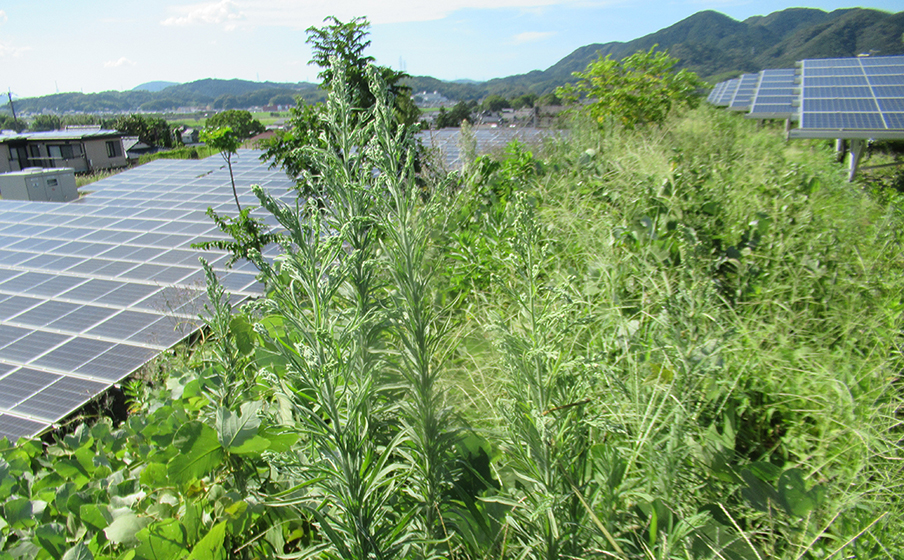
444, 105, 904, 557
1, 86, 901, 559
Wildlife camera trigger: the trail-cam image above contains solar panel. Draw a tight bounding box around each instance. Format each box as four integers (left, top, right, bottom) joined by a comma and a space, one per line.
0, 150, 295, 441
713, 78, 741, 106
728, 74, 761, 111
746, 69, 799, 120
790, 55, 904, 139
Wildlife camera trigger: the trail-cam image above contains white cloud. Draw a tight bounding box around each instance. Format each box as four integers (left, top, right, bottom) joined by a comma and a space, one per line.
511, 31, 555, 44
162, 0, 245, 30
0, 10, 8, 25
104, 57, 137, 68
0, 41, 31, 57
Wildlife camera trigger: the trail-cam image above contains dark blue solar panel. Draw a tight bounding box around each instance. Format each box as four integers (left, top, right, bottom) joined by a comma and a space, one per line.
803, 98, 879, 112
878, 98, 904, 112
806, 87, 872, 98
873, 86, 904, 97
868, 75, 904, 86
802, 112, 885, 129
804, 76, 868, 87
885, 113, 904, 129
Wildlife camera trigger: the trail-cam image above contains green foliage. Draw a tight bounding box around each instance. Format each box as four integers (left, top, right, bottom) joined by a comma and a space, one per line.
200, 126, 242, 210
559, 45, 705, 129
204, 110, 264, 140
264, 17, 418, 191
480, 94, 510, 112
4, 52, 904, 560
0, 114, 25, 132
434, 101, 474, 128
115, 114, 173, 147
29, 114, 62, 131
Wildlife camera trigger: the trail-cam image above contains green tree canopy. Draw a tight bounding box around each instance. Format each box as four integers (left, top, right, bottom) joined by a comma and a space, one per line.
480, 94, 510, 113
29, 114, 62, 132
205, 110, 265, 140
558, 45, 704, 129
435, 101, 473, 128
114, 114, 173, 147
0, 114, 25, 132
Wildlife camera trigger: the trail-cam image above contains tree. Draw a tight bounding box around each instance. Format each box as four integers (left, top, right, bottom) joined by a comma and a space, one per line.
434, 101, 473, 128
557, 45, 705, 129
480, 94, 510, 113
511, 93, 538, 109
201, 126, 242, 211
205, 110, 265, 140
0, 114, 25, 132
30, 114, 62, 132
114, 114, 173, 147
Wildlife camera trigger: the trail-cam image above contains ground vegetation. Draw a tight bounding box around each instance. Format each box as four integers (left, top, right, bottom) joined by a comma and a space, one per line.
2, 54, 903, 560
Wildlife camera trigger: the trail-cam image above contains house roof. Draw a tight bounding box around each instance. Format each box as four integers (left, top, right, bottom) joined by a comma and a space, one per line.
0, 129, 123, 143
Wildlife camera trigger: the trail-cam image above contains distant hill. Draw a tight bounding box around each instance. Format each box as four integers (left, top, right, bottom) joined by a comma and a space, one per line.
3, 7, 902, 113
471, 7, 904, 97
132, 81, 179, 93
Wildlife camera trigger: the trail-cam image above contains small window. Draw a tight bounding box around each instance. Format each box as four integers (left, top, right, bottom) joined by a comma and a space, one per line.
106, 140, 122, 158
29, 145, 40, 158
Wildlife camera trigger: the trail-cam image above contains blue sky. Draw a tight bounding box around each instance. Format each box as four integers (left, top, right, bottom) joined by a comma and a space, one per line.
1, 1, 901, 99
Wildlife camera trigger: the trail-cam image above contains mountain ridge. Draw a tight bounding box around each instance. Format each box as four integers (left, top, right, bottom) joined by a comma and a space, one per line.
4, 7, 903, 114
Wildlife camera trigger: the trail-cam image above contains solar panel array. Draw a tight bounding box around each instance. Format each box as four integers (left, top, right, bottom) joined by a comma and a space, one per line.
707, 54, 904, 140
791, 55, 904, 138
747, 68, 799, 119
728, 74, 761, 111
0, 151, 294, 441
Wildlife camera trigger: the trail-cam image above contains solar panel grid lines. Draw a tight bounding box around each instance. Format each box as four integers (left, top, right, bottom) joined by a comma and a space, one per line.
728, 74, 761, 111
746, 68, 799, 120
713, 78, 741, 106
790, 54, 904, 139
0, 150, 284, 441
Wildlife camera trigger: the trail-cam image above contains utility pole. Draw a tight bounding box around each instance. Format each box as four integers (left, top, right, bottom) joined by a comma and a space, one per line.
7, 89, 19, 131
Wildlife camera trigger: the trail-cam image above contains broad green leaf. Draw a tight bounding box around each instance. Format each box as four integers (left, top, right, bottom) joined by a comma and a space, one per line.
215, 402, 261, 451
4, 498, 46, 529
777, 469, 821, 518
229, 316, 256, 355
258, 427, 298, 453
139, 463, 169, 489
54, 458, 91, 487
104, 512, 149, 546
187, 521, 226, 560
228, 435, 270, 455
36, 522, 68, 559
745, 461, 782, 483
167, 422, 224, 485
62, 543, 94, 560
135, 518, 187, 560
79, 504, 113, 532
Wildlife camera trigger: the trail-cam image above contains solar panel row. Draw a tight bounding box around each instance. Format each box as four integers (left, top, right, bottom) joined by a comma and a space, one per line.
0, 150, 294, 441
708, 55, 904, 139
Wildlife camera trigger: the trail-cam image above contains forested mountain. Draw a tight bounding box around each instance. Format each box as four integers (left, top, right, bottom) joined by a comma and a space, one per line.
2, 7, 902, 114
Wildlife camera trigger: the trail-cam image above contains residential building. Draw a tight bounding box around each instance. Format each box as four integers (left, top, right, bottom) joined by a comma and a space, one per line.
0, 129, 128, 174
